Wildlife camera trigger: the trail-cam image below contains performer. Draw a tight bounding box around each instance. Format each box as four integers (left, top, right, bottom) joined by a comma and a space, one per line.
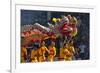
48, 41, 56, 62
59, 45, 64, 61
67, 41, 75, 60
21, 46, 27, 63
30, 47, 38, 62
60, 41, 75, 61
38, 41, 49, 62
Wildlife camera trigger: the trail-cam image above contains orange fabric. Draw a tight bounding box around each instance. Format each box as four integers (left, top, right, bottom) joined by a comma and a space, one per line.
38, 46, 48, 62
48, 46, 56, 62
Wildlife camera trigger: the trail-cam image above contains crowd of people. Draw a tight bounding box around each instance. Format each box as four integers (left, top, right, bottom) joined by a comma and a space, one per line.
21, 40, 76, 63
